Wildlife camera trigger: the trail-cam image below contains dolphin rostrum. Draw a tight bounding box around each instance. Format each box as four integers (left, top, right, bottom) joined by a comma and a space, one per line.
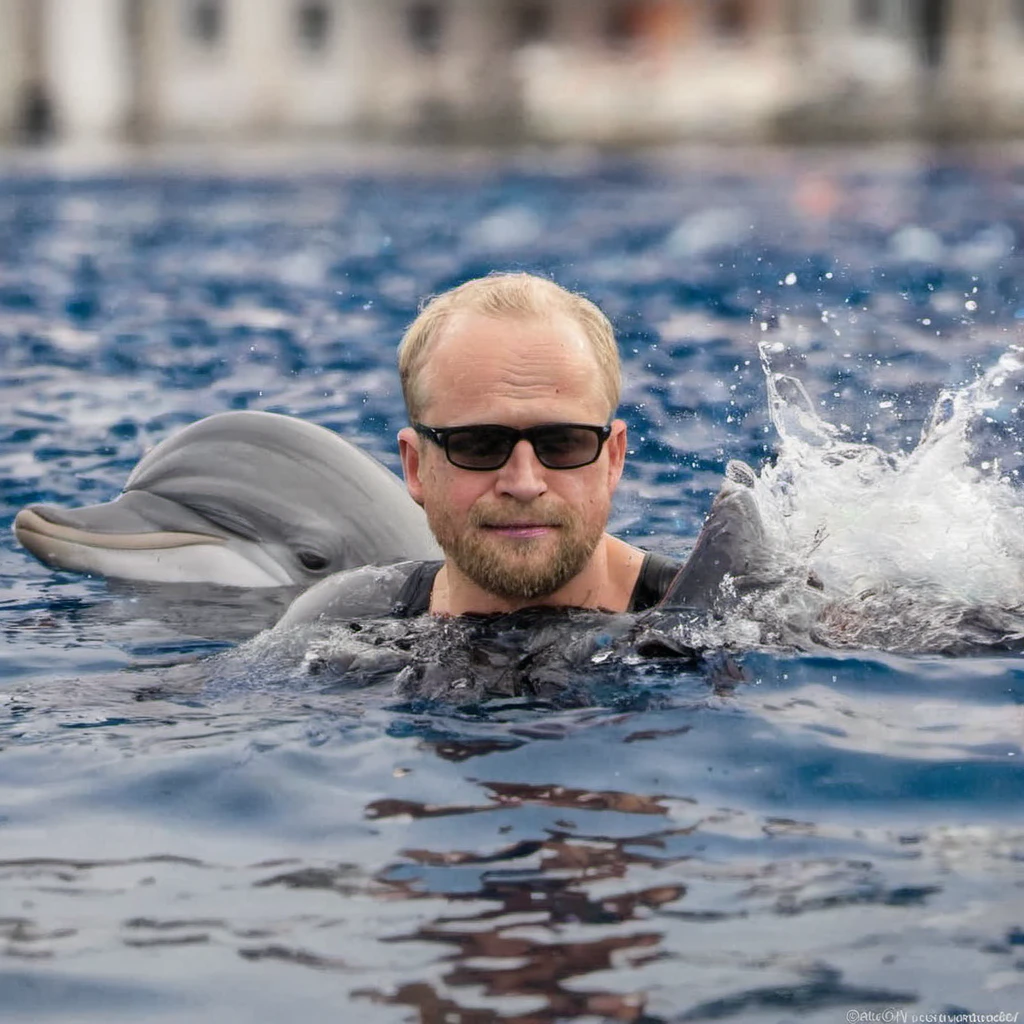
14, 410, 441, 587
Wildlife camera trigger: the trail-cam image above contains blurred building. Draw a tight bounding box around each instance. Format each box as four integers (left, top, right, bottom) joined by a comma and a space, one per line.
1, 0, 1023, 146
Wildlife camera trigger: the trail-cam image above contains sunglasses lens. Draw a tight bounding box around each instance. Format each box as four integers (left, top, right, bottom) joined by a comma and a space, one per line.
532, 426, 602, 468
445, 427, 515, 469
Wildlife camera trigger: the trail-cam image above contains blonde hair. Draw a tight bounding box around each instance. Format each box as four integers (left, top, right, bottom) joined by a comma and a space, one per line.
397, 272, 621, 421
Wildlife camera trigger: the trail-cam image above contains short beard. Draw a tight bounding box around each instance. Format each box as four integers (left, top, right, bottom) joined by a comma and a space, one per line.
427, 501, 603, 602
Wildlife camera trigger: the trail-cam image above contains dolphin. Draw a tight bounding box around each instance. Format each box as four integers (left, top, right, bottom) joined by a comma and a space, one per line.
14, 410, 441, 587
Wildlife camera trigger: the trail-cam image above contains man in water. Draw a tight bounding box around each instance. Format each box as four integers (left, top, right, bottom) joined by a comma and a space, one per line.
277, 272, 680, 626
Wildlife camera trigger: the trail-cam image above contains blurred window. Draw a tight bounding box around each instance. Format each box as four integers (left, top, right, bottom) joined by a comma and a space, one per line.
856, 0, 883, 26
18, 82, 53, 143
408, 2, 444, 54
605, 1, 642, 48
711, 0, 750, 40
297, 1, 332, 53
187, 0, 223, 47
918, 0, 946, 66
513, 1, 552, 46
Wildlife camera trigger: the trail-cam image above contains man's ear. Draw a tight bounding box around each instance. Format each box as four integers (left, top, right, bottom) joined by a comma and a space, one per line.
606, 419, 627, 489
398, 427, 425, 505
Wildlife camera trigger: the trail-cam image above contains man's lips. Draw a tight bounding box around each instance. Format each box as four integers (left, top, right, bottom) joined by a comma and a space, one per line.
481, 522, 559, 539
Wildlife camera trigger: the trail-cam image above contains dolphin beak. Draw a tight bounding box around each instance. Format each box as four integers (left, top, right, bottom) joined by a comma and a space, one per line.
15, 504, 221, 554
13, 503, 224, 578
13, 500, 296, 587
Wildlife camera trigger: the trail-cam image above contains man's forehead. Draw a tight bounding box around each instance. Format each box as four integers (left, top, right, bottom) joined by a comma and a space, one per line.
432, 308, 591, 355
418, 312, 609, 422
426, 313, 602, 400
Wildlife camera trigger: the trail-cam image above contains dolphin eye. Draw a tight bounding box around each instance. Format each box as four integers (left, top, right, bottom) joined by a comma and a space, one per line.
297, 551, 330, 573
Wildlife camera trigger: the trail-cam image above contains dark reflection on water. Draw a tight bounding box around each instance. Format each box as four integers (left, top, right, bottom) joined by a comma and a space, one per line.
351, 773, 958, 1023
362, 781, 686, 1021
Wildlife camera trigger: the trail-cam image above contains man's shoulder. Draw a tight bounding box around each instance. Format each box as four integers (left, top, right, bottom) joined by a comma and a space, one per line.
274, 559, 442, 629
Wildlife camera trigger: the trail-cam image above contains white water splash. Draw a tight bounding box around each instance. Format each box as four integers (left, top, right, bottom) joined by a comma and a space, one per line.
737, 344, 1024, 652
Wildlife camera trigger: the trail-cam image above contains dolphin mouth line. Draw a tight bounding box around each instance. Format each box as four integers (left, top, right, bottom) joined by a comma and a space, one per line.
13, 508, 226, 551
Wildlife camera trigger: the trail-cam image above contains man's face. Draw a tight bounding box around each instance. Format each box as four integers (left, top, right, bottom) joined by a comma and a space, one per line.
398, 311, 626, 602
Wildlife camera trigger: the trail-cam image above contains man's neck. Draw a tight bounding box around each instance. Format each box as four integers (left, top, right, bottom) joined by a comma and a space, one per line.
429, 535, 646, 616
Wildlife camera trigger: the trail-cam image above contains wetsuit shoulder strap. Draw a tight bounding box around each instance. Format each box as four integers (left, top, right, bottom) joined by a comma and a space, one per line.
628, 551, 684, 612
391, 559, 444, 618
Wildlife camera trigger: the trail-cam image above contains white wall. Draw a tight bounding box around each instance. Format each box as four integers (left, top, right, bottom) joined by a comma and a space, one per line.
278, 0, 359, 131
45, 0, 132, 141
148, 0, 269, 136
148, 0, 358, 138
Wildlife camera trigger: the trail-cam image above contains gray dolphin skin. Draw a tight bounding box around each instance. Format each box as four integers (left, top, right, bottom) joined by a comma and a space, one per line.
627, 461, 783, 660
656, 460, 777, 611
14, 410, 441, 587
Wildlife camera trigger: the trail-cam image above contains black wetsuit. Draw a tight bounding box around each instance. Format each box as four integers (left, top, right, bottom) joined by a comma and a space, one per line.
276, 551, 682, 629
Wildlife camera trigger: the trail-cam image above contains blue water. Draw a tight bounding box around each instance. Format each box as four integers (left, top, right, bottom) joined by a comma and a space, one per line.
1, 147, 1022, 1022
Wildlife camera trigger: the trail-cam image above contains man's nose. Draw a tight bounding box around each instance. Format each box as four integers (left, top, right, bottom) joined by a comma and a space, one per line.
495, 439, 548, 500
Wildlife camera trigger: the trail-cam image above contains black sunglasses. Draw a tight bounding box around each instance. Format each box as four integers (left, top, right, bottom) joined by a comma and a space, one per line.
413, 422, 612, 471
